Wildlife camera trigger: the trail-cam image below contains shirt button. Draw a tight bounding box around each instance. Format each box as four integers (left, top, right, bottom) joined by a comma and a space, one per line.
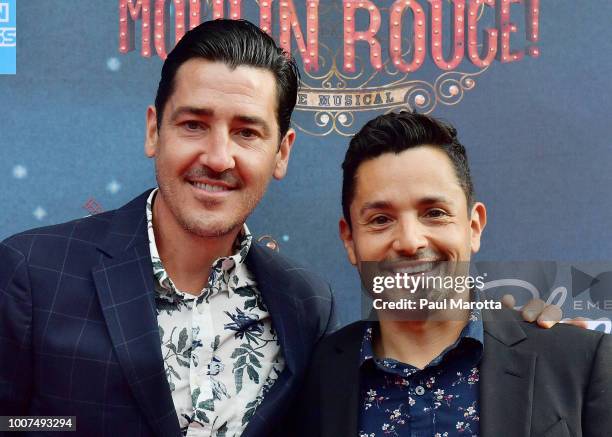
415, 385, 425, 395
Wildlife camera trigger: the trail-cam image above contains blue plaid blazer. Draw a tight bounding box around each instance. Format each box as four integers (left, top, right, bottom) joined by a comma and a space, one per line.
0, 190, 338, 436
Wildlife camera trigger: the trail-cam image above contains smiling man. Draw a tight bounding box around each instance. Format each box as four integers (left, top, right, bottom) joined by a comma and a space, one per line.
293, 112, 612, 437
0, 20, 337, 437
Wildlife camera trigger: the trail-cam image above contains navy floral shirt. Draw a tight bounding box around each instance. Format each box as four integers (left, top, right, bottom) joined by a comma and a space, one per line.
358, 310, 483, 437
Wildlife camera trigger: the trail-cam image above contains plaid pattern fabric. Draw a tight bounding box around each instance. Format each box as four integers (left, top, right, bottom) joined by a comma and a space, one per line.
0, 190, 338, 437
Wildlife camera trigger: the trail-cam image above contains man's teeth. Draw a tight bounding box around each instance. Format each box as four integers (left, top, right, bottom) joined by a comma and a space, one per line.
393, 262, 435, 274
191, 182, 228, 192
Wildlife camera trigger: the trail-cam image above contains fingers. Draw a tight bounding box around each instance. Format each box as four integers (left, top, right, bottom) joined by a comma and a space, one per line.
504, 296, 589, 330
535, 304, 562, 329
520, 298, 545, 323
501, 294, 516, 309
560, 317, 589, 330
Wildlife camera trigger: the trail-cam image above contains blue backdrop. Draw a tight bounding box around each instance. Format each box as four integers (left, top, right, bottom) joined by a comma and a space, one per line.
1, 0, 610, 328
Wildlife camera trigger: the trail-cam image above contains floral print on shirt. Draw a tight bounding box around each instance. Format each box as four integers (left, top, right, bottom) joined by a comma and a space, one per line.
146, 189, 285, 437
358, 308, 483, 437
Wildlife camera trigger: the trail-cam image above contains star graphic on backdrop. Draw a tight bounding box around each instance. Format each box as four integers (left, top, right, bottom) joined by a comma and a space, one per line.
282, 235, 290, 242
12, 165, 27, 179
106, 179, 121, 194
106, 57, 121, 72
33, 206, 47, 221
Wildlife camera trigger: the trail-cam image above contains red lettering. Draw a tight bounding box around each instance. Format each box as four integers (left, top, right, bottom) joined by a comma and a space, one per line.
343, 0, 382, 72
119, 0, 152, 57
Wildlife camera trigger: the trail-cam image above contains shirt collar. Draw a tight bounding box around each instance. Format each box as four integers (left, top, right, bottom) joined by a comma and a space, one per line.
359, 300, 484, 369
146, 188, 253, 299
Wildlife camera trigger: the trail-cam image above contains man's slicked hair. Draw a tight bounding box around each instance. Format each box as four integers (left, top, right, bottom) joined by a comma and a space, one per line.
154, 19, 299, 138
341, 111, 475, 226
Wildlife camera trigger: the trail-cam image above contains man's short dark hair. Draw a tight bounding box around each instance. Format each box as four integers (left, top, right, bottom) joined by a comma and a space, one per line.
155, 19, 299, 138
341, 111, 474, 226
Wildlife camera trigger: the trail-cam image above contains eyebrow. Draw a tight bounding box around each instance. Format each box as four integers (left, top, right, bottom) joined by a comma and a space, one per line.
169, 106, 271, 137
359, 201, 393, 216
359, 196, 452, 216
170, 106, 213, 122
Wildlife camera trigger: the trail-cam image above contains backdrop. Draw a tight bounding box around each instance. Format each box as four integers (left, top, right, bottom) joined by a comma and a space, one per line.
1, 0, 610, 330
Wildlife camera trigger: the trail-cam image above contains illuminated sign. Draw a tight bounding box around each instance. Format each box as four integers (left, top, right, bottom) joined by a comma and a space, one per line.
117, 0, 540, 135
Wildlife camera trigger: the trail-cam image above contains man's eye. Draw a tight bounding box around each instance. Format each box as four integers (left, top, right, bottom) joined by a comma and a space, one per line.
425, 209, 448, 218
369, 215, 391, 226
238, 129, 258, 139
183, 121, 204, 131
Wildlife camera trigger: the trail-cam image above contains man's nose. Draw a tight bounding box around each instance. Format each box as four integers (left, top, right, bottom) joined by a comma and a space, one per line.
392, 217, 428, 256
199, 129, 235, 173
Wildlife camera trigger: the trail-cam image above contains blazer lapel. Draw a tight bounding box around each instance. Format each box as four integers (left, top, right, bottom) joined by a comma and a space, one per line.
480, 309, 536, 437
319, 322, 364, 437
93, 191, 180, 437
241, 243, 305, 437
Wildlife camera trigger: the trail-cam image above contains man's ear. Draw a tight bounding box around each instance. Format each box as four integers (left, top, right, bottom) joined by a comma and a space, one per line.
339, 217, 358, 265
273, 128, 296, 180
145, 106, 159, 158
469, 202, 487, 254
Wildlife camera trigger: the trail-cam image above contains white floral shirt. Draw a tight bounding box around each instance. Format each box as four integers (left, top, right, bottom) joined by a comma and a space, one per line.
146, 189, 285, 437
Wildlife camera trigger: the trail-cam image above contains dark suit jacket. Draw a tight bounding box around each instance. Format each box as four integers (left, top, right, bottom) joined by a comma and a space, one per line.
293, 308, 612, 437
0, 190, 338, 437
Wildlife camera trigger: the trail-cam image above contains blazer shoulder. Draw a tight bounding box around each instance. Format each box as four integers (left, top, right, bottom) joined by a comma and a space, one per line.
493, 309, 611, 372
2, 210, 116, 257
0, 190, 153, 259
520, 314, 607, 350
250, 242, 332, 298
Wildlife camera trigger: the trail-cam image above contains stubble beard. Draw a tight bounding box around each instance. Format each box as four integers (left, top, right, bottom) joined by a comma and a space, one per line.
156, 170, 267, 239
